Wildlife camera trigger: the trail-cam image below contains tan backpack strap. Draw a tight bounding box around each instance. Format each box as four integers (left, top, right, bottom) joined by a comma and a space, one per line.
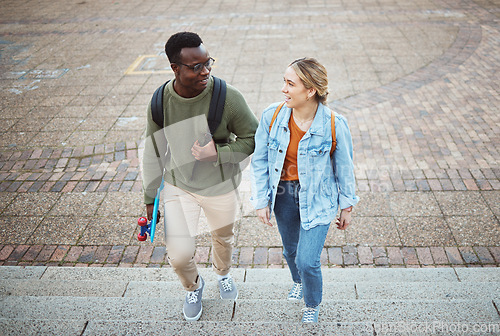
269, 102, 286, 132
330, 111, 336, 156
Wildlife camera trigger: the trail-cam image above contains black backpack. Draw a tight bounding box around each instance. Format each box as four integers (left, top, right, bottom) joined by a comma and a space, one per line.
151, 76, 227, 134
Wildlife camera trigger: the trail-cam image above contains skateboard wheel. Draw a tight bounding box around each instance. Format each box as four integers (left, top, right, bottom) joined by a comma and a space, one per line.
137, 233, 147, 241
138, 217, 148, 227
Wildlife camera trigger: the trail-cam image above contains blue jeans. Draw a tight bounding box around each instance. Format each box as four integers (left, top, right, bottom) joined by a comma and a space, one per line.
274, 180, 330, 308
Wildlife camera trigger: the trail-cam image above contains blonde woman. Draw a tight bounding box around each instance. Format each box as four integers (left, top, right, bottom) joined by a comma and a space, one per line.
251, 58, 359, 323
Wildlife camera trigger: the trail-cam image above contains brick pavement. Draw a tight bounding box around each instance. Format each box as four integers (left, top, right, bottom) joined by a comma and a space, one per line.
1, 244, 499, 268
0, 0, 499, 269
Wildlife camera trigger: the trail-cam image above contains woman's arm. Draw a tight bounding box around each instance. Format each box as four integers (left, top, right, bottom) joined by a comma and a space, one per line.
332, 114, 359, 211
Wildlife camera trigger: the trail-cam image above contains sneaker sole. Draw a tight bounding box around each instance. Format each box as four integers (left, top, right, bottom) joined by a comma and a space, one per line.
183, 306, 203, 322
220, 291, 238, 300
288, 297, 303, 301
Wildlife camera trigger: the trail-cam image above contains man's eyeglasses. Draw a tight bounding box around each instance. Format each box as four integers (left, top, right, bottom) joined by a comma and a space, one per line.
177, 57, 215, 74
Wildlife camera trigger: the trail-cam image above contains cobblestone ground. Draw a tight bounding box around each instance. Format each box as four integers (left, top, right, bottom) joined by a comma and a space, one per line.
0, 0, 498, 268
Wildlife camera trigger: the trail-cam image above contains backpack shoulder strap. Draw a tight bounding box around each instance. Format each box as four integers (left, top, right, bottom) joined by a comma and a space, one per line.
207, 76, 227, 135
269, 102, 286, 132
150, 77, 227, 135
330, 111, 336, 156
151, 80, 170, 128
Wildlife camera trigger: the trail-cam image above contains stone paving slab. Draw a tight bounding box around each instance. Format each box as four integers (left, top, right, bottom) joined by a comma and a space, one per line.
233, 299, 500, 323
0, 189, 499, 250
81, 321, 375, 336
0, 296, 234, 322
455, 268, 500, 282
245, 268, 460, 282
0, 266, 47, 279
356, 282, 500, 300
39, 266, 246, 282
0, 319, 86, 336
0, 279, 128, 297
3, 276, 498, 301
125, 281, 358, 300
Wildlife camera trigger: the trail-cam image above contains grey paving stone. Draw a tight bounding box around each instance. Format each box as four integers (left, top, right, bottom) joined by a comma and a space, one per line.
355, 192, 392, 217
83, 321, 375, 336
236, 217, 282, 247
41, 266, 178, 281
0, 318, 86, 336
0, 266, 46, 280
125, 281, 356, 300
388, 192, 441, 217
245, 268, 459, 282
0, 280, 128, 297
41, 266, 245, 282
373, 321, 500, 335
455, 268, 500, 282
394, 216, 456, 246
0, 297, 233, 321
445, 215, 500, 246
356, 282, 500, 300
47, 192, 106, 217
434, 191, 492, 216
346, 217, 401, 246
2, 193, 60, 216
233, 299, 500, 323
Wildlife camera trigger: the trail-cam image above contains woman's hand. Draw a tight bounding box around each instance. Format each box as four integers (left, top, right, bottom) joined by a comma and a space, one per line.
336, 207, 352, 230
256, 206, 272, 226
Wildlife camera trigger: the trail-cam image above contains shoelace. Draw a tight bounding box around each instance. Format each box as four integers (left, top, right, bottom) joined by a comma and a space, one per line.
302, 307, 318, 323
220, 278, 233, 292
290, 283, 302, 298
186, 290, 199, 304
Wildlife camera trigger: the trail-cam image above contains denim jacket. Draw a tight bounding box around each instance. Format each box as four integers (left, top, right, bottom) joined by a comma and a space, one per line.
251, 102, 359, 230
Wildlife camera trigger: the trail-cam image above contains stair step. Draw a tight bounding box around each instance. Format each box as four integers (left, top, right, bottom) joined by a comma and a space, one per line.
232, 299, 500, 323
1, 297, 498, 323
0, 296, 234, 321
245, 268, 461, 282
0, 266, 499, 335
1, 280, 498, 301
3, 318, 499, 336
82, 320, 376, 336
0, 319, 378, 336
2, 266, 499, 283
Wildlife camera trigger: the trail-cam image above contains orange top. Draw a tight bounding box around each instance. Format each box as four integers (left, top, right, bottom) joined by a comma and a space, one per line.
281, 116, 306, 181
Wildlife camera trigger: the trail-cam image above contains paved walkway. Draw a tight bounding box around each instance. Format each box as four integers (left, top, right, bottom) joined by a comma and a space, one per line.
0, 0, 498, 268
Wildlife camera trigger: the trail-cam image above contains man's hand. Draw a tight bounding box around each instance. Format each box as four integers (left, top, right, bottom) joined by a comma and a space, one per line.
146, 204, 155, 221
336, 208, 352, 230
191, 138, 217, 162
257, 206, 272, 226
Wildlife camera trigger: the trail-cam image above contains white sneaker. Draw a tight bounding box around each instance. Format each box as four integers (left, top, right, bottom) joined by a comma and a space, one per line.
288, 282, 303, 301
183, 276, 204, 321
218, 276, 238, 300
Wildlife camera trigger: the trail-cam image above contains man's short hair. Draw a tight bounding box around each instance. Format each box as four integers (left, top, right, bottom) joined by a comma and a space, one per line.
165, 32, 203, 63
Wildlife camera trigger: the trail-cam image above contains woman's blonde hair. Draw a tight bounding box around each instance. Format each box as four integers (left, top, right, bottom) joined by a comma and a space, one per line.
289, 57, 329, 104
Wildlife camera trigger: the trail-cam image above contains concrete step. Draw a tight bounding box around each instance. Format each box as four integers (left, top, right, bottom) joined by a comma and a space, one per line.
1, 296, 498, 323
1, 279, 499, 301
0, 266, 499, 335
4, 265, 500, 282
4, 319, 500, 336
1, 267, 499, 300
0, 319, 375, 336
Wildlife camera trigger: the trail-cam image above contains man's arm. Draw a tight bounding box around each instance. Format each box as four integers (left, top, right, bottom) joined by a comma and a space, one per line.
142, 103, 167, 204
214, 87, 259, 165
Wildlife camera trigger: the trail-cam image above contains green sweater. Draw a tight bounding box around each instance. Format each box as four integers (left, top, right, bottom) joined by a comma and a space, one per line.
142, 77, 259, 204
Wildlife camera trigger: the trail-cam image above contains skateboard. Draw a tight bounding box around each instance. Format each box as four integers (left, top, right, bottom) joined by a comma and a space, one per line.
137, 180, 163, 243
137, 211, 160, 242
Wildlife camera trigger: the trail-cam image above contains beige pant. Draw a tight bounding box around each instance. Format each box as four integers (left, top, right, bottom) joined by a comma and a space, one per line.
163, 183, 238, 291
